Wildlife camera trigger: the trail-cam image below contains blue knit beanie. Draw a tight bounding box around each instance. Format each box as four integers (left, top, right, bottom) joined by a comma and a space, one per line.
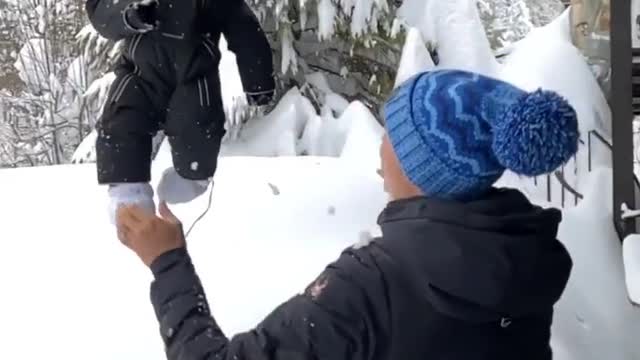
384, 70, 579, 200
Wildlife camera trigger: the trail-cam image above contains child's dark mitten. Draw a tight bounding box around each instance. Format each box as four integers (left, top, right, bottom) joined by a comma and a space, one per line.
245, 91, 277, 119
246, 91, 275, 107
125, 0, 159, 33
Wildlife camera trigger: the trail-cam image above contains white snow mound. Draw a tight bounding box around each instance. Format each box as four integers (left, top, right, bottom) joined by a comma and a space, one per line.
0, 155, 387, 360
550, 169, 640, 360
623, 235, 640, 306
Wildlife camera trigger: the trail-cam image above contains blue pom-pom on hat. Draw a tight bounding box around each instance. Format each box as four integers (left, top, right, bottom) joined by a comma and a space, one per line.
383, 69, 579, 200
491, 89, 580, 176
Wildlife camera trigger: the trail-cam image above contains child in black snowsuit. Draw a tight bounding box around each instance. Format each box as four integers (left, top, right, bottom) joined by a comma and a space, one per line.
86, 0, 275, 222
116, 70, 580, 360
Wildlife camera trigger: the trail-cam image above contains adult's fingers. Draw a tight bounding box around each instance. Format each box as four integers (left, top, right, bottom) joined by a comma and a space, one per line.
159, 201, 180, 224
116, 210, 132, 245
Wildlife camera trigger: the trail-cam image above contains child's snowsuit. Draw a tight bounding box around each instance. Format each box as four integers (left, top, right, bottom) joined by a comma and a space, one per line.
86, 0, 275, 184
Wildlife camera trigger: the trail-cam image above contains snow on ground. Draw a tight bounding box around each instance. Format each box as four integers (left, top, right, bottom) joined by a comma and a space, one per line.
0, 154, 386, 360
3, 126, 640, 360
624, 234, 640, 306
4, 2, 640, 359
546, 169, 640, 360
1, 86, 388, 359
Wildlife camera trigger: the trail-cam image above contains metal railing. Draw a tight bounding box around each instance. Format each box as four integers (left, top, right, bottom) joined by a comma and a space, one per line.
530, 129, 640, 210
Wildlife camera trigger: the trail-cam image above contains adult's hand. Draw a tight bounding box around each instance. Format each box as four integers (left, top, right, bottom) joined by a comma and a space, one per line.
116, 202, 186, 267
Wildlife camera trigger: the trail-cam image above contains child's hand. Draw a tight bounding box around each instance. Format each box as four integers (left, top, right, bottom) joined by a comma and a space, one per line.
125, 0, 159, 33
116, 202, 186, 267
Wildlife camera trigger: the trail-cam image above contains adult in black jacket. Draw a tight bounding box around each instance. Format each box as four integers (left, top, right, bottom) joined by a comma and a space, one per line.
116, 70, 580, 360
86, 0, 275, 221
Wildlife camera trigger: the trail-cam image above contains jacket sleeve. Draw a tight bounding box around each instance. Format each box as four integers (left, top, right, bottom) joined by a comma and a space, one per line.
85, 0, 143, 41
149, 247, 388, 360
218, 0, 276, 104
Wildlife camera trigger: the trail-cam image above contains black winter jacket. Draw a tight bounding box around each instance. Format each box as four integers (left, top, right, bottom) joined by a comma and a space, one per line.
149, 188, 572, 360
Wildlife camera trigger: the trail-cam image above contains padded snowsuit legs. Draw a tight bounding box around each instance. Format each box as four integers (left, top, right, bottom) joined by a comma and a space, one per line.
96, 35, 225, 184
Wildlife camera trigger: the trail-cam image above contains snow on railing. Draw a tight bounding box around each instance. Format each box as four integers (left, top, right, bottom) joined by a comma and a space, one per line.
531, 156, 581, 208
531, 129, 640, 209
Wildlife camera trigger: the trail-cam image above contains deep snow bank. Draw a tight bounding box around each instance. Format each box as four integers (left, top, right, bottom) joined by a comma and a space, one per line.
0, 155, 387, 360
3, 157, 639, 360
549, 169, 640, 360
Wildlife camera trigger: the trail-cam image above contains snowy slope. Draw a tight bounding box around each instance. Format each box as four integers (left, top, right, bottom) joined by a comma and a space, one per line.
3, 128, 640, 360
548, 169, 640, 360
1, 90, 387, 359
0, 155, 386, 360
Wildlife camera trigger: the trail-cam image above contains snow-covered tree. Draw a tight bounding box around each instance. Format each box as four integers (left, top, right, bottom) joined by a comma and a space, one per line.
0, 0, 108, 167
254, 0, 565, 112
0, 0, 22, 93
250, 0, 405, 112
1, 0, 569, 168
478, 0, 565, 50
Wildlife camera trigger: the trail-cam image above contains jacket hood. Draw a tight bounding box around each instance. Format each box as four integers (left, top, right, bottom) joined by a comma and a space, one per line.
376, 188, 572, 322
